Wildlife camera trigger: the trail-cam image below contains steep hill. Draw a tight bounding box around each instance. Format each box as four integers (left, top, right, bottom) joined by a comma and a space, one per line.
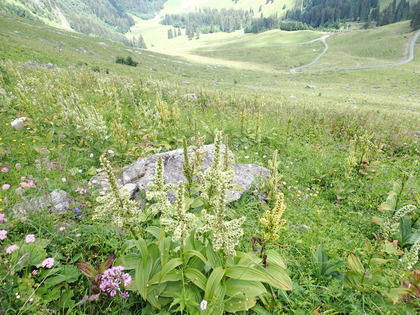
0, 0, 166, 44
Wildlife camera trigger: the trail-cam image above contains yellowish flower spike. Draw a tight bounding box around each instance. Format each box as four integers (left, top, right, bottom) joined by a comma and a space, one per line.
260, 192, 287, 243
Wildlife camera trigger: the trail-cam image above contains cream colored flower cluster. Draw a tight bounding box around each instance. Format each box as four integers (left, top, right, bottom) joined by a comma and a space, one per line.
93, 154, 141, 228
198, 182, 245, 257
160, 183, 197, 245
146, 157, 173, 216
197, 130, 235, 209
260, 192, 287, 243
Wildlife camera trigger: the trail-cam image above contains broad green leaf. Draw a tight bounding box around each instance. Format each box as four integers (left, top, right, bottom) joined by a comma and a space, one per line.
266, 249, 287, 269
45, 265, 79, 288
226, 266, 269, 283
370, 258, 392, 266
224, 294, 257, 313
204, 266, 225, 301
236, 251, 262, 266
385, 288, 409, 304
119, 254, 141, 270
150, 258, 182, 284
185, 268, 207, 291
206, 246, 223, 268
365, 238, 372, 252
191, 198, 204, 208
343, 271, 361, 288
225, 279, 267, 298
135, 237, 148, 267
136, 256, 153, 300
184, 249, 209, 268
159, 237, 172, 266
146, 226, 161, 239
45, 129, 54, 143
265, 263, 293, 290
347, 253, 364, 274
371, 216, 385, 226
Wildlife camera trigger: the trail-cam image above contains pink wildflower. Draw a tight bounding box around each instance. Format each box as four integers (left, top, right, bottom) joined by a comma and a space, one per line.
76, 233, 81, 237
32, 270, 38, 275
15, 163, 21, 170
2, 184, 10, 190
20, 176, 26, 181
0, 213, 7, 223
59, 227, 65, 231
6, 244, 19, 254
41, 258, 54, 268
100, 266, 132, 298
0, 230, 7, 240
1, 167, 8, 173
25, 234, 35, 243
20, 217, 27, 222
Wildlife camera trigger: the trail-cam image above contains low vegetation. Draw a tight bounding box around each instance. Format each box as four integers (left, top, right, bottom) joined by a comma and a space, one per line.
0, 6, 419, 315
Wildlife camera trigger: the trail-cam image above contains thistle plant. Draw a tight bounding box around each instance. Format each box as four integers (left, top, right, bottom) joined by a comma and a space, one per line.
198, 181, 245, 257
93, 154, 141, 229
146, 156, 173, 216
160, 183, 197, 245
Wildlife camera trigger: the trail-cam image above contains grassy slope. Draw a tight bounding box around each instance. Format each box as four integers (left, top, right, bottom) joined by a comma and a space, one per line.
0, 10, 419, 314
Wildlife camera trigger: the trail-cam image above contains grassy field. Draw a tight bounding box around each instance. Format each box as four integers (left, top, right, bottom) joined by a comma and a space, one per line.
0, 10, 420, 314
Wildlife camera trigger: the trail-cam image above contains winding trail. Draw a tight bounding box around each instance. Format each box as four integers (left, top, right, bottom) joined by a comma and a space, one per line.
290, 29, 420, 73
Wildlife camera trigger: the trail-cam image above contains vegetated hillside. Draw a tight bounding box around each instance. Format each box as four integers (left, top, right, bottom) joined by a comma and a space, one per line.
0, 5, 419, 315
285, 0, 414, 28
0, 0, 167, 45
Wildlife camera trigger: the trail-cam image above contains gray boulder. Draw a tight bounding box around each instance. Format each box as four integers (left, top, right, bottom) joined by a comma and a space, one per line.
90, 144, 270, 202
12, 189, 69, 215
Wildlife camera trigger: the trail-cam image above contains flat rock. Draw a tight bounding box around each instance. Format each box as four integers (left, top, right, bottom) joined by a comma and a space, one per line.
90, 144, 270, 202
12, 189, 69, 215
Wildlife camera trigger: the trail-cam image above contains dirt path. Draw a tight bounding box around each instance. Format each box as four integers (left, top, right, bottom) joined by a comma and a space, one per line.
290, 29, 420, 73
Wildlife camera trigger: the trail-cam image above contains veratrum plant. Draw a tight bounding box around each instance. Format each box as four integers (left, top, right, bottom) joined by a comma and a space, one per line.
117, 131, 292, 314
60, 91, 108, 141
118, 226, 292, 315
344, 132, 383, 178
311, 246, 343, 281
93, 154, 142, 229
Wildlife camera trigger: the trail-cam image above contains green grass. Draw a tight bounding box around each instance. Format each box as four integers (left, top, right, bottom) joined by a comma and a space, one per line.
0, 12, 420, 313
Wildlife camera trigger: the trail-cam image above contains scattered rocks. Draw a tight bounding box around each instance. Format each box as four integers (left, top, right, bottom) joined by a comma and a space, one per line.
11, 117, 31, 131
89, 144, 270, 203
12, 189, 69, 215
306, 85, 316, 89
289, 225, 311, 230
184, 93, 197, 100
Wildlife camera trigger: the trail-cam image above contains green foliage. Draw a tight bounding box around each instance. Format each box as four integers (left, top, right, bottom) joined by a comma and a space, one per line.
115, 56, 138, 67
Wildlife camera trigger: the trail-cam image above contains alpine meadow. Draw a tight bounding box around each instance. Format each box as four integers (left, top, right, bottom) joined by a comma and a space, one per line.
0, 0, 420, 314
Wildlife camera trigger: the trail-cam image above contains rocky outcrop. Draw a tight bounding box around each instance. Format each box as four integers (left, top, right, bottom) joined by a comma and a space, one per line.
89, 144, 270, 202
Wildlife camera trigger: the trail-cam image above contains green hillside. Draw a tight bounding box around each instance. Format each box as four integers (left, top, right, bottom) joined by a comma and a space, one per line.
0, 8, 420, 315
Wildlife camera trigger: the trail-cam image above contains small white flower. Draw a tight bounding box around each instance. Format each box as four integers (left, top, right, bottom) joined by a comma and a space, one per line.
244, 146, 248, 149
61, 177, 66, 183
96, 168, 102, 172
200, 300, 207, 310
263, 155, 267, 158
244, 156, 249, 159
89, 153, 94, 158
78, 169, 82, 173
108, 150, 114, 154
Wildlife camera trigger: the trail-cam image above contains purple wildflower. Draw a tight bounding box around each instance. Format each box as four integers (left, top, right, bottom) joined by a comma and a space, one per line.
100, 266, 131, 298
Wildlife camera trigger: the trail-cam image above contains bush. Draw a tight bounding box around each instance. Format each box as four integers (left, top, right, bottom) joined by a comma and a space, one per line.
115, 56, 138, 67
